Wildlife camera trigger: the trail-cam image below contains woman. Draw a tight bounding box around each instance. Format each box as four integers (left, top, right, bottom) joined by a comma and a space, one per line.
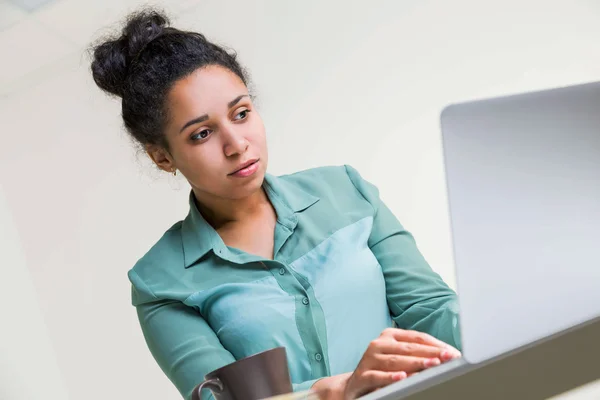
90, 9, 462, 400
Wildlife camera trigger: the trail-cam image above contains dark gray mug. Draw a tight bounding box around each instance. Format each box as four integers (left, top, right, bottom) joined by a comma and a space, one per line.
191, 347, 293, 400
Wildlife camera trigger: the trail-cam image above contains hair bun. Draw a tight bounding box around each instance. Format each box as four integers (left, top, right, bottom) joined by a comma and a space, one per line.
90, 9, 170, 97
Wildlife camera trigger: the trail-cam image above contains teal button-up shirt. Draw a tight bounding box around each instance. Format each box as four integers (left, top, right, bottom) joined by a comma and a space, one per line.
128, 165, 461, 400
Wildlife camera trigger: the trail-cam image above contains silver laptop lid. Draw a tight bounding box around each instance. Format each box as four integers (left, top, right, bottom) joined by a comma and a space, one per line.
440, 81, 600, 364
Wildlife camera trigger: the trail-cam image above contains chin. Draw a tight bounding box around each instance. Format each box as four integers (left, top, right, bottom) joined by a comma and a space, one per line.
228, 171, 265, 199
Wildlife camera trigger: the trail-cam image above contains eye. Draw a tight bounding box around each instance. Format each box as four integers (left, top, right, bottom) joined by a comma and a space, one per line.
191, 129, 212, 142
233, 109, 251, 121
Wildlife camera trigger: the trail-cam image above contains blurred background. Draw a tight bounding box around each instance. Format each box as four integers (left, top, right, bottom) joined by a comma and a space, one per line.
1, 0, 599, 399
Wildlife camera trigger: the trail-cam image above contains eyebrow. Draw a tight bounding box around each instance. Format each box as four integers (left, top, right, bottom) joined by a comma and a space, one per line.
179, 94, 249, 134
228, 94, 248, 109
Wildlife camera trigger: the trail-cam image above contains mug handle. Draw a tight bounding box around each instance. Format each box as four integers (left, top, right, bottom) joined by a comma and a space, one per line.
192, 378, 224, 400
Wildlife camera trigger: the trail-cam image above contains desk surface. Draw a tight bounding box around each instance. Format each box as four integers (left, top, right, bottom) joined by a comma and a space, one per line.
397, 316, 600, 400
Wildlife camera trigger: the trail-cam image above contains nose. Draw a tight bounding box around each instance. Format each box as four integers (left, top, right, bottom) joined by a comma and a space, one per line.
222, 124, 249, 157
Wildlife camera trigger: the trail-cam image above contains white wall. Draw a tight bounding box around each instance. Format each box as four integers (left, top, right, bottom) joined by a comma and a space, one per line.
1, 0, 599, 399
0, 186, 69, 399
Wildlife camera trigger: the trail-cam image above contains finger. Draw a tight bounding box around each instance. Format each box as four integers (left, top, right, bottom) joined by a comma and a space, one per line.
376, 340, 446, 359
382, 329, 461, 358
374, 354, 441, 373
412, 333, 461, 358
370, 371, 410, 393
359, 370, 408, 394
440, 348, 462, 362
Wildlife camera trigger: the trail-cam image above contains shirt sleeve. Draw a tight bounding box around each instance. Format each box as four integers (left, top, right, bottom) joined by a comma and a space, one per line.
129, 270, 321, 399
129, 269, 236, 400
344, 165, 462, 351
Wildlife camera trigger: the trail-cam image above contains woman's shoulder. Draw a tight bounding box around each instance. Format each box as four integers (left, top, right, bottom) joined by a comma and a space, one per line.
277, 164, 378, 202
134, 220, 185, 264
127, 220, 186, 301
277, 164, 369, 189
279, 163, 350, 178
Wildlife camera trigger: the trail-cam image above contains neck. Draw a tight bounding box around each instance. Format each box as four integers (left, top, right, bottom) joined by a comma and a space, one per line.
192, 186, 271, 229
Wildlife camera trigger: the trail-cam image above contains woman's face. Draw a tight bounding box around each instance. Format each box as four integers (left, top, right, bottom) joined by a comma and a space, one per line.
155, 65, 268, 202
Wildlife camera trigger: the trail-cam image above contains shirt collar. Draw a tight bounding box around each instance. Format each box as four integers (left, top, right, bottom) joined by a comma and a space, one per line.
181, 173, 319, 268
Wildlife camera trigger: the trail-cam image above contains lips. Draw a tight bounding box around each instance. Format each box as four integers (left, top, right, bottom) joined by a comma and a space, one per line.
229, 159, 259, 175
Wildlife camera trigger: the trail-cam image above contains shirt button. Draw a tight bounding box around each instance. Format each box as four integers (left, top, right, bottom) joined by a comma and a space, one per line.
315, 353, 323, 362
302, 297, 309, 305
279, 268, 285, 275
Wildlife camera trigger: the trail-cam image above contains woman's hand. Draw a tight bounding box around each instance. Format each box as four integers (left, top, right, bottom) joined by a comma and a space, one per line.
342, 328, 461, 399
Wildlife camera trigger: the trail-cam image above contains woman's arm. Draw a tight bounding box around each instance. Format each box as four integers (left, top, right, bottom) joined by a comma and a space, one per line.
130, 270, 236, 400
344, 165, 462, 350
129, 270, 328, 399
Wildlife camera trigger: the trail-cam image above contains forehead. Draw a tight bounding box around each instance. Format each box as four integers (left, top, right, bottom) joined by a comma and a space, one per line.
168, 65, 248, 115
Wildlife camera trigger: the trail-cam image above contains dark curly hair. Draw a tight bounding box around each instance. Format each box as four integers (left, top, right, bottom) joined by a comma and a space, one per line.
90, 9, 250, 150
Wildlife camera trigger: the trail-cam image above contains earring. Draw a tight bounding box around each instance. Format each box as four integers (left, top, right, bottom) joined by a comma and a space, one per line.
172, 169, 177, 176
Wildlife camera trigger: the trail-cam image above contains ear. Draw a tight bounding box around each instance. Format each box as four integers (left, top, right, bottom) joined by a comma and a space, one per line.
146, 144, 175, 173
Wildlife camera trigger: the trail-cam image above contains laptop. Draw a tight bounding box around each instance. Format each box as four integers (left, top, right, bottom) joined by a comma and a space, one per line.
360, 81, 600, 399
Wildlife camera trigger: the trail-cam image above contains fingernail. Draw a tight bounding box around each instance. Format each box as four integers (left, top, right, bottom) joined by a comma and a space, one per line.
425, 358, 441, 367
441, 350, 459, 360
392, 371, 407, 380
447, 346, 462, 357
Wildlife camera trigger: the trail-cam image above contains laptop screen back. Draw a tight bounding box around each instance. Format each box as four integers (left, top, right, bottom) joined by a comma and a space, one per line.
440, 82, 600, 363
